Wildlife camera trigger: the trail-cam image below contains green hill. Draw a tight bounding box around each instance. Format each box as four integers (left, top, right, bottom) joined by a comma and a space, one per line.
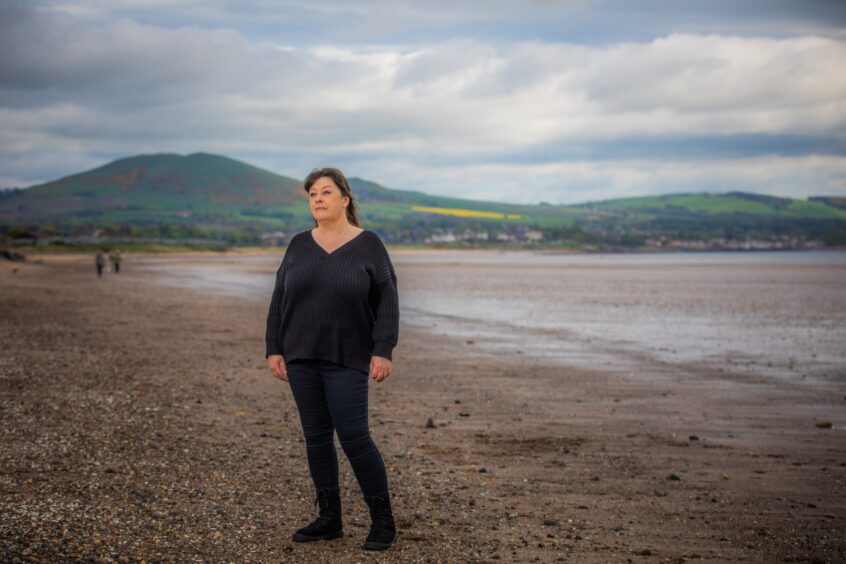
0, 153, 304, 224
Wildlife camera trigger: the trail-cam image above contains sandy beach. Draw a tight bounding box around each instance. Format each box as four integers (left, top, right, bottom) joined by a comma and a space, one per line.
1, 251, 844, 563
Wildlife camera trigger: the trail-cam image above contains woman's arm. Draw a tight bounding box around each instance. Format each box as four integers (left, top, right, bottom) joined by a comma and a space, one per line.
265, 258, 287, 358
370, 245, 399, 361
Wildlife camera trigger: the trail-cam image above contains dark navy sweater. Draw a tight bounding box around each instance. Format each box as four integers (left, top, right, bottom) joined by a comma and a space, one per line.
265, 229, 399, 374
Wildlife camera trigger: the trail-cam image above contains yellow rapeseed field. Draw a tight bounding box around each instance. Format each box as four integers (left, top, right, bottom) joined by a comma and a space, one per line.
410, 205, 524, 220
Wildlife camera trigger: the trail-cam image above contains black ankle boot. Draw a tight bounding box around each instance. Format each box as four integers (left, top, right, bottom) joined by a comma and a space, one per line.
292, 487, 343, 542
362, 492, 397, 550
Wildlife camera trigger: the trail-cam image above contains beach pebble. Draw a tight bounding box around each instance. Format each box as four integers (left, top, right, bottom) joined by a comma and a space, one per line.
815, 420, 833, 429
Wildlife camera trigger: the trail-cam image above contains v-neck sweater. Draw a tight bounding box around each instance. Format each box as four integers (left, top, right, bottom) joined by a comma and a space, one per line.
264, 229, 399, 374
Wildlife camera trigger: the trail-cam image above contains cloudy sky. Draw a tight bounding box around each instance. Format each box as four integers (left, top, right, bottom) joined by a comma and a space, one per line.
2, 0, 845, 204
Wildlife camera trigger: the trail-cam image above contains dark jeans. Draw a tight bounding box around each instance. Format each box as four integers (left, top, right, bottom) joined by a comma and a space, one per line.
286, 359, 389, 498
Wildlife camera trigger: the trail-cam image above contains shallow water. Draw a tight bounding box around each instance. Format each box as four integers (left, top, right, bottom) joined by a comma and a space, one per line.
138, 250, 846, 385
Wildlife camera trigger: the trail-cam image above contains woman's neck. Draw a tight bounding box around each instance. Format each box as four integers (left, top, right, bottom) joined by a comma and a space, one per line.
315, 217, 355, 235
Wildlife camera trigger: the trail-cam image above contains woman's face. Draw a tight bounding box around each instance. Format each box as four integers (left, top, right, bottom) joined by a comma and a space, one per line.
308, 176, 349, 223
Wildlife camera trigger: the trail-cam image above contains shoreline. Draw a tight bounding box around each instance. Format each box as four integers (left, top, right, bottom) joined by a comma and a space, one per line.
7, 244, 846, 259
1, 254, 844, 562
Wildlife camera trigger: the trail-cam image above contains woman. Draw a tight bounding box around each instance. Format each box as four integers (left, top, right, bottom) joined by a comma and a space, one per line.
265, 167, 399, 551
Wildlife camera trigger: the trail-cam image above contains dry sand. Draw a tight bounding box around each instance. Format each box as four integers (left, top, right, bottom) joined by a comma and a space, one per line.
1, 253, 844, 563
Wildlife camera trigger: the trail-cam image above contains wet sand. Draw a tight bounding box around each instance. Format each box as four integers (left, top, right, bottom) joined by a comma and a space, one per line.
1, 252, 844, 562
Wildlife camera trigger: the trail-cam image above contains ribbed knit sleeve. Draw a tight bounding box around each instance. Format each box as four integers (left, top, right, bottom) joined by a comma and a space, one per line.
369, 242, 399, 360
264, 256, 287, 358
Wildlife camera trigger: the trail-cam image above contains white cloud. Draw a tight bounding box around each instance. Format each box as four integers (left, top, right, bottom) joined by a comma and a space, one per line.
1, 2, 845, 202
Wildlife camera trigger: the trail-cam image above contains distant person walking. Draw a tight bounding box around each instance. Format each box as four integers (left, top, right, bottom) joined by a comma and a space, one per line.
109, 251, 122, 273
95, 252, 105, 277
265, 167, 400, 551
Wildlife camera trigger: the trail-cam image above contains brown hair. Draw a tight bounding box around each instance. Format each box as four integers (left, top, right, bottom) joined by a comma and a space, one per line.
303, 167, 361, 227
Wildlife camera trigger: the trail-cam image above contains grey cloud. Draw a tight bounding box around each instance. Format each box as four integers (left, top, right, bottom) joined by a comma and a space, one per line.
33, 0, 846, 46
0, 8, 260, 110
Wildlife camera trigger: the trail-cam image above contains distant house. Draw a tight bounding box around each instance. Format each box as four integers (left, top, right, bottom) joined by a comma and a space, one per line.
459, 229, 489, 240
261, 231, 289, 246
426, 232, 458, 243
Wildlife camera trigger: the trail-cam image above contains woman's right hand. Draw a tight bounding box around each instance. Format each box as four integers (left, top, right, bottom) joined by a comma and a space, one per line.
268, 355, 288, 382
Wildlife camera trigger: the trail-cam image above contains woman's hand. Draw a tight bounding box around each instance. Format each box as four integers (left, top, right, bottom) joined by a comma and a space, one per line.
268, 355, 288, 382
370, 355, 392, 383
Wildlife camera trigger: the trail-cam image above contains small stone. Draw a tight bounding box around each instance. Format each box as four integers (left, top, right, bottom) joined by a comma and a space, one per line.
815, 420, 833, 429
689, 435, 700, 441
466, 339, 475, 345
666, 473, 681, 481
425, 417, 436, 428
458, 412, 470, 417
543, 518, 558, 526
654, 490, 667, 497
478, 467, 488, 473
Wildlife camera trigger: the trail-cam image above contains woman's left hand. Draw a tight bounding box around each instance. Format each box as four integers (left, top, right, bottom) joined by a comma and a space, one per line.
370, 356, 392, 382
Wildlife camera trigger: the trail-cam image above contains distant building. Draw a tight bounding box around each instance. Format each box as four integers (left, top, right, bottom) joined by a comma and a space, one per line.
261, 231, 290, 246
459, 229, 489, 241
426, 232, 458, 243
